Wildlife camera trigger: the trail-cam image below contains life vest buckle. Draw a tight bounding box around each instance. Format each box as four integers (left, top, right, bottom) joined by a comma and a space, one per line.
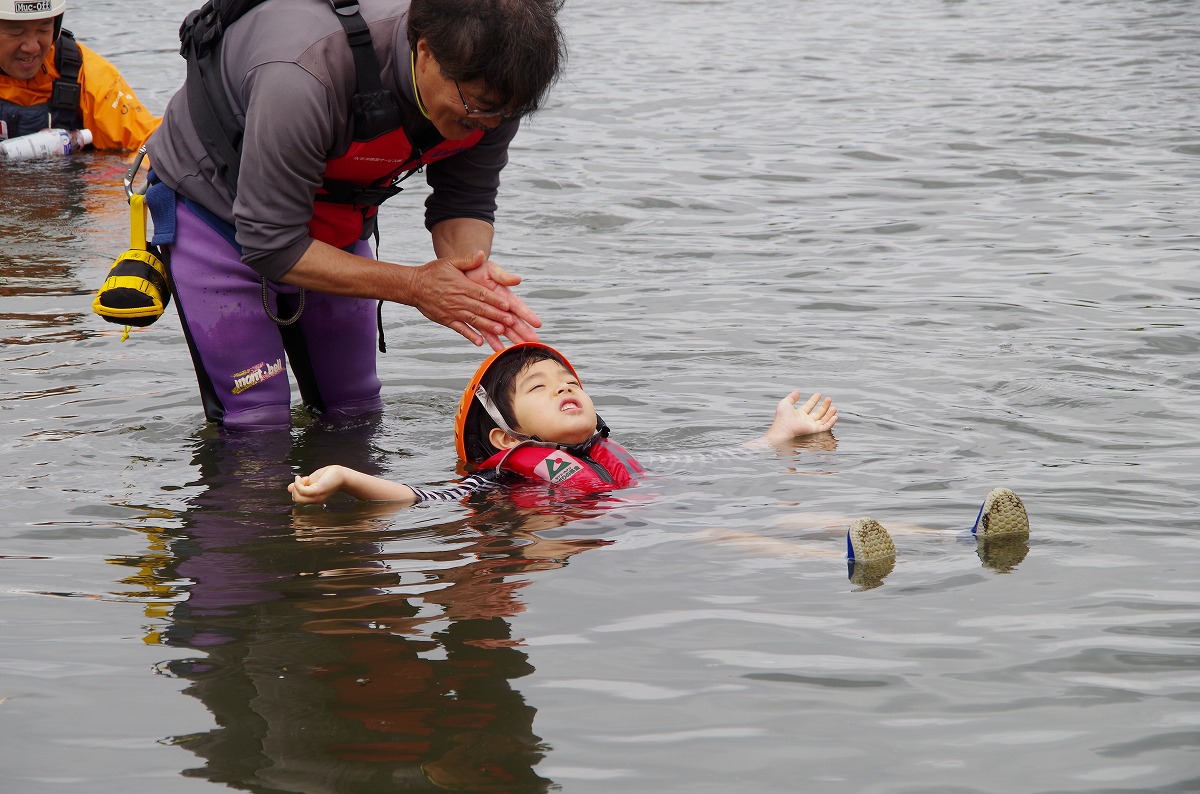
49, 80, 82, 113
316, 181, 403, 207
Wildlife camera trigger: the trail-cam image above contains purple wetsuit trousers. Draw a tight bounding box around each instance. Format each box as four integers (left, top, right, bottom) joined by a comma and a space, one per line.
168, 201, 384, 431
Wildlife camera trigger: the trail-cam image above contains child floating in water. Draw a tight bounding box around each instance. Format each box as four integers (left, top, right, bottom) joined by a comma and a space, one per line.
289, 342, 837, 505
288, 343, 1030, 585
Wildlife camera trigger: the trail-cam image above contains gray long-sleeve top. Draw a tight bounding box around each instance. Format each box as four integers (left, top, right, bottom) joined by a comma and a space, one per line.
147, 0, 517, 280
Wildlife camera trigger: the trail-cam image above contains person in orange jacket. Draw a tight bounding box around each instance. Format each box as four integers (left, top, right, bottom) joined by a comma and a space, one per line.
0, 0, 159, 151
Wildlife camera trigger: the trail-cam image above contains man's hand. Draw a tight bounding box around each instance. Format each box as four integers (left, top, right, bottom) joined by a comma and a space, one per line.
282, 240, 542, 352
460, 253, 542, 350
413, 251, 542, 351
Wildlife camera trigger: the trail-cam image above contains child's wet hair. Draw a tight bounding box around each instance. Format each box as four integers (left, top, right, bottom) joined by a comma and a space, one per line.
463, 345, 572, 462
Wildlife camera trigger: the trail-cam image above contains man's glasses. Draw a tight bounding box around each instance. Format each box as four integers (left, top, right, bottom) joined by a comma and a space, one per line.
454, 81, 514, 122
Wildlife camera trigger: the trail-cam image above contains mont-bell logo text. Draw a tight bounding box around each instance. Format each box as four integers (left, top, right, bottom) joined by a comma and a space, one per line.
231, 359, 283, 394
15, 1, 54, 13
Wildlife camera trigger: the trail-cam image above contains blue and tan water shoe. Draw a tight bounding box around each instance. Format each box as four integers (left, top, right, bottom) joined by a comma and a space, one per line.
846, 518, 896, 589
971, 487, 1030, 540
847, 518, 897, 562
973, 487, 1031, 573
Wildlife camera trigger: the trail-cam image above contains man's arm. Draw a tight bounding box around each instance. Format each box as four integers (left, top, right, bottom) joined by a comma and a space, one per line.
231, 64, 537, 350
280, 237, 539, 350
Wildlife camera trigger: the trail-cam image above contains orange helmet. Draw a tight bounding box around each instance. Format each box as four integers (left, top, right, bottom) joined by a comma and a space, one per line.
454, 342, 584, 464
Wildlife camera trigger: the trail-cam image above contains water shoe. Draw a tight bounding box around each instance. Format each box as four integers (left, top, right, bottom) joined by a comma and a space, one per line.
846, 517, 896, 589
971, 487, 1030, 540
973, 487, 1031, 573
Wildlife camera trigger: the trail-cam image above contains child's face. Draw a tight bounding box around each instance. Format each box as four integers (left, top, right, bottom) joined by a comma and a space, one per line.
504, 358, 598, 446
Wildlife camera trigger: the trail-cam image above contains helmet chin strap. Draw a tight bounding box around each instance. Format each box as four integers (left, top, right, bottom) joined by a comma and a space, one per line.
474, 385, 609, 453
475, 384, 531, 442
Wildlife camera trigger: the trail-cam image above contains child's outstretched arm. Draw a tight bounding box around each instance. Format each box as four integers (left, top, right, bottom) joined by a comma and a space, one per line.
750, 391, 838, 447
289, 465, 419, 506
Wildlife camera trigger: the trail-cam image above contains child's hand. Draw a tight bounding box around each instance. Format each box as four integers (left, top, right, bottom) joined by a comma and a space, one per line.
288, 465, 348, 505
762, 391, 838, 445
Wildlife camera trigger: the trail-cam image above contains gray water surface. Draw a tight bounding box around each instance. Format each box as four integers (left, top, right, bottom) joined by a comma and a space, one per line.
1, 0, 1198, 792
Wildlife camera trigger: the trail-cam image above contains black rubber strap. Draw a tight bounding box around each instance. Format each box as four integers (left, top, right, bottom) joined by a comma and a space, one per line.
50, 30, 83, 130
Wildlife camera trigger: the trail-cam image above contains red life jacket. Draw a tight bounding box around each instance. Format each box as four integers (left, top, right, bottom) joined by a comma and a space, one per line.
310, 127, 485, 249
478, 439, 644, 493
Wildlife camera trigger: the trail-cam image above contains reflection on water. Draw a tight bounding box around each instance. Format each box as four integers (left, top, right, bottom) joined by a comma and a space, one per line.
113, 430, 615, 792
1, 156, 131, 349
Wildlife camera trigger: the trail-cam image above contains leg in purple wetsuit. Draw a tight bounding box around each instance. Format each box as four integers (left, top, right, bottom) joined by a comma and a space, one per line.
167, 201, 383, 431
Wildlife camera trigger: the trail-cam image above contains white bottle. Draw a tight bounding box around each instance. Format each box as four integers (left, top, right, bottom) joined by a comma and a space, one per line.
0, 128, 93, 161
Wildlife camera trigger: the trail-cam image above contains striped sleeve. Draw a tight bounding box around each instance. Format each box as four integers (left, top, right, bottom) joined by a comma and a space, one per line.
408, 472, 504, 503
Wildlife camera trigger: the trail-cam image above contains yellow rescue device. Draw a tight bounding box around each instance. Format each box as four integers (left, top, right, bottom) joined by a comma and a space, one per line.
92, 193, 170, 332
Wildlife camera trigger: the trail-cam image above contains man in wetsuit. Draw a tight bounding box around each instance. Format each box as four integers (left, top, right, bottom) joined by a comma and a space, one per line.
0, 0, 159, 150
145, 0, 567, 431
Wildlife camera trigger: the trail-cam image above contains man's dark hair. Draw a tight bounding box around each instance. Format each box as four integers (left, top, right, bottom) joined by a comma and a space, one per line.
463, 345, 568, 462
407, 0, 567, 118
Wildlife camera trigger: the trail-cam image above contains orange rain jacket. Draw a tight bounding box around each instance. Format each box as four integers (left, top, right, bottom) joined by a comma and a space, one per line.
0, 38, 160, 151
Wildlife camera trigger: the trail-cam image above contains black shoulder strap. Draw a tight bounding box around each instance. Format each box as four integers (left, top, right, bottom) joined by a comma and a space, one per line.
180, 0, 269, 60
50, 30, 84, 130
328, 0, 402, 139
180, 0, 258, 195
